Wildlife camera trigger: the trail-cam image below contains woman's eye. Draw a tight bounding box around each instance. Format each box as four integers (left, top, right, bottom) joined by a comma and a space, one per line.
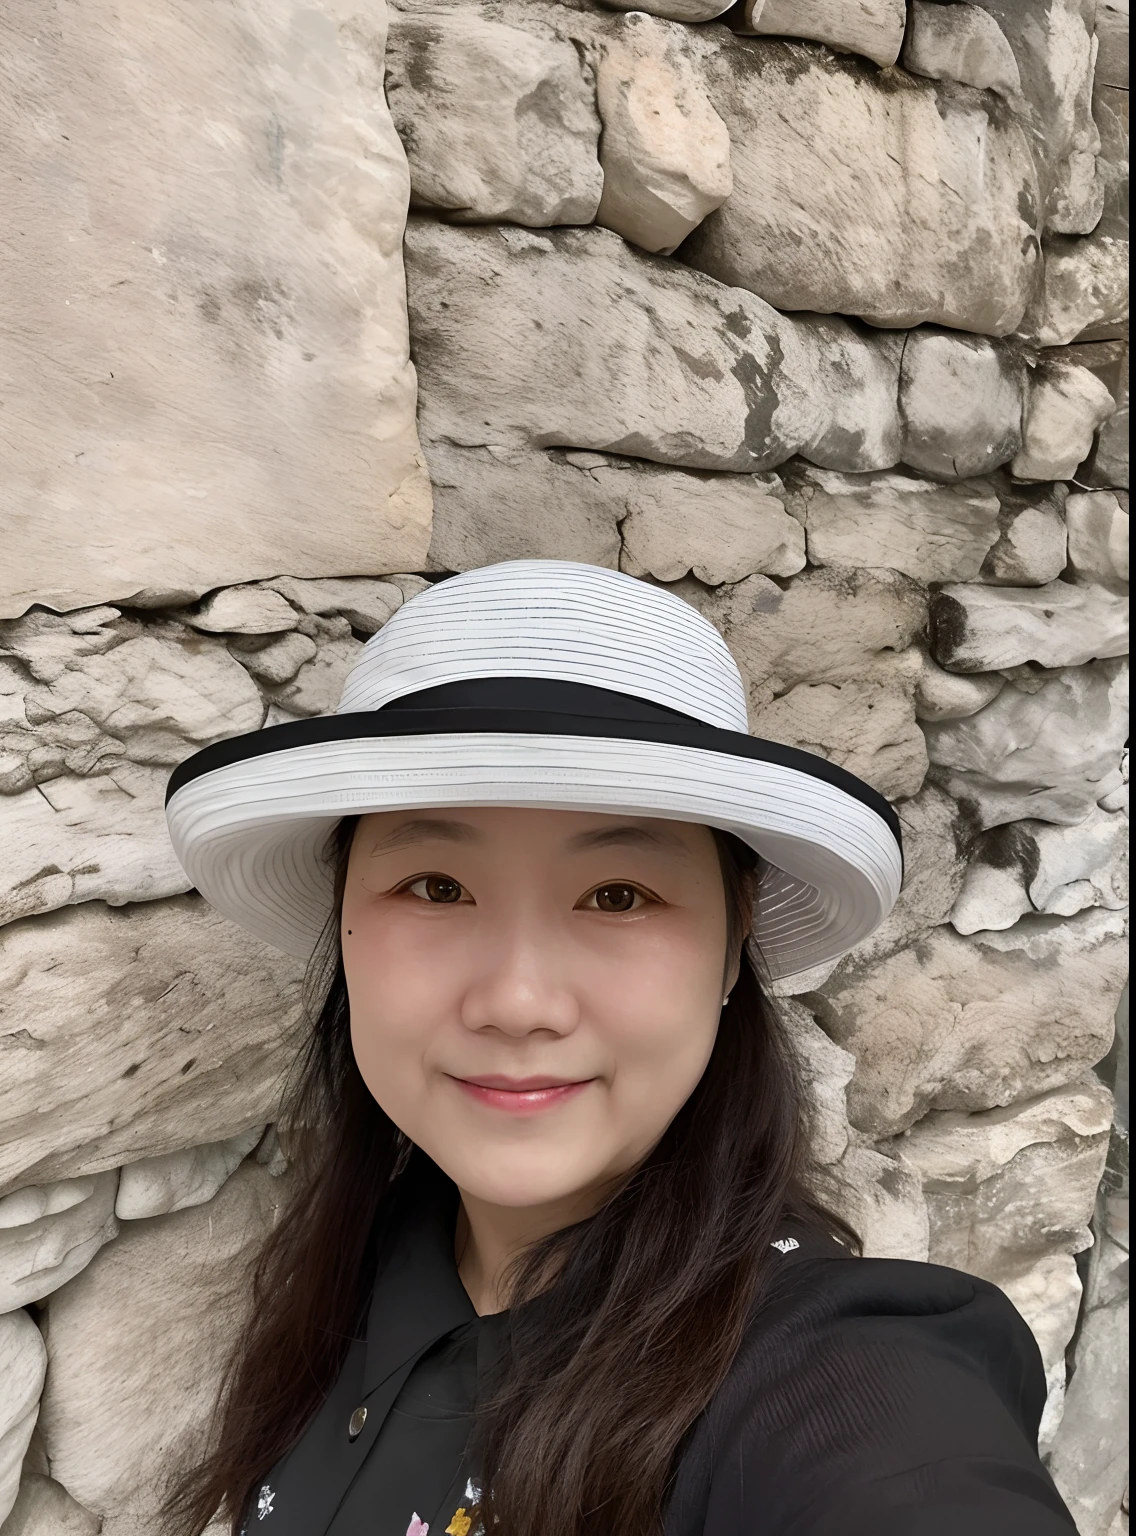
584, 884, 648, 913
406, 875, 468, 904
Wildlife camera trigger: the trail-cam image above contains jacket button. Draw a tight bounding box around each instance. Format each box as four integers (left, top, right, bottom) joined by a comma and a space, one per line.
348, 1406, 367, 1440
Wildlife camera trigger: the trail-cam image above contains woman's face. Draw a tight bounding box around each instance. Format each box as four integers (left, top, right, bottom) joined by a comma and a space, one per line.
342, 807, 733, 1213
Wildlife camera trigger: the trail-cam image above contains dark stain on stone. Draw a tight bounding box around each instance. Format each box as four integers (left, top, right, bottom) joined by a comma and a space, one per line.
928, 592, 971, 668
673, 344, 724, 382
977, 821, 1041, 890
198, 288, 222, 325
723, 306, 752, 339
180, 1058, 197, 1075
732, 328, 783, 463
122, 1061, 144, 1079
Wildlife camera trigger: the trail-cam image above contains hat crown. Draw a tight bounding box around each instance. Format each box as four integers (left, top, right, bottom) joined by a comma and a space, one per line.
337, 560, 749, 733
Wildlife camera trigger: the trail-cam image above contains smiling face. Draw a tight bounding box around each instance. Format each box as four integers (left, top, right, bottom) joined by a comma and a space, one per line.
341, 807, 734, 1215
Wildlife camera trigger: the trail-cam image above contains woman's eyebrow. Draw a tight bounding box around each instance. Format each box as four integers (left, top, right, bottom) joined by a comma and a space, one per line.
367, 818, 483, 856
564, 824, 692, 857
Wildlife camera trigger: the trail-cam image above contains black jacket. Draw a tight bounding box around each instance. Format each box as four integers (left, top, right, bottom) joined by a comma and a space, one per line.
241, 1154, 1075, 1535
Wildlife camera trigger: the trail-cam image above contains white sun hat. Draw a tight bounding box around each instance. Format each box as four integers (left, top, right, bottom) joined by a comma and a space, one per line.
165, 560, 903, 980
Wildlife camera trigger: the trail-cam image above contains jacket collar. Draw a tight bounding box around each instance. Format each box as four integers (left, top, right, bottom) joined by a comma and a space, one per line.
361, 1148, 482, 1399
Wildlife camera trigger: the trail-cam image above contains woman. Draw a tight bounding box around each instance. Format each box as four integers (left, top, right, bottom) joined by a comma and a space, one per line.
161, 561, 1075, 1536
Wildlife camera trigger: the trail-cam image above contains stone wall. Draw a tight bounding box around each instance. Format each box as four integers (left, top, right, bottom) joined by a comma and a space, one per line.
0, 1, 1128, 1532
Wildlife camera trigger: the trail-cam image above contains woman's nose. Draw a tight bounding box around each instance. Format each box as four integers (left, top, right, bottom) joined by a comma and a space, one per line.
459, 922, 580, 1037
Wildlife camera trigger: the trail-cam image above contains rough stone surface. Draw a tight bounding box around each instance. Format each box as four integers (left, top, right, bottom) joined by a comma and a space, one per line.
184, 587, 299, 637
0, 1173, 119, 1314
807, 908, 1129, 1137
689, 566, 928, 714
930, 580, 1129, 672
897, 328, 1023, 480
1026, 234, 1131, 347
1013, 361, 1118, 481
599, 0, 734, 18
902, 2, 1022, 97
1048, 1188, 1130, 1533
0, 610, 266, 796
594, 11, 732, 254
751, 680, 928, 801
800, 469, 1002, 583
951, 804, 1129, 933
913, 651, 1007, 722
923, 659, 1129, 827
0, 1471, 102, 1536
114, 1127, 266, 1222
683, 40, 1040, 334
819, 1145, 931, 1261
406, 219, 906, 476
0, 898, 305, 1198
619, 471, 805, 583
968, 0, 1104, 235
0, 1310, 45, 1526
0, 0, 430, 621
1, 766, 191, 927
978, 480, 1068, 586
741, 0, 907, 69
37, 1161, 290, 1535
1065, 492, 1129, 590
385, 10, 603, 227
779, 999, 855, 1167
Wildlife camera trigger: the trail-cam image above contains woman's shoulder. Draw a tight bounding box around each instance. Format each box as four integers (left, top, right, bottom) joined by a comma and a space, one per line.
663, 1222, 1075, 1534
738, 1217, 1047, 1410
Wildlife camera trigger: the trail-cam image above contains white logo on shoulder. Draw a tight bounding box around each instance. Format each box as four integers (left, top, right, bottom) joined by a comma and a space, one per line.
771, 1238, 800, 1254
257, 1485, 276, 1519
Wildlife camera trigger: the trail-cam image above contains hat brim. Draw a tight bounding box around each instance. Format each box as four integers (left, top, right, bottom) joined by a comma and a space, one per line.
166, 714, 903, 980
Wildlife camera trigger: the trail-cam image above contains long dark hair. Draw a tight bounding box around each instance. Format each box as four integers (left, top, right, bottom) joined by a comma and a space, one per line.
162, 817, 857, 1536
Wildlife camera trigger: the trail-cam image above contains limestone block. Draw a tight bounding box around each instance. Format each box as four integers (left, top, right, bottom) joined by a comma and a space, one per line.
950, 804, 1129, 933
0, 1173, 119, 1314
405, 219, 904, 475
967, 0, 1103, 235
1, 764, 190, 926
385, 10, 602, 227
261, 624, 363, 717
259, 575, 412, 636
913, 651, 1007, 721
0, 896, 305, 1198
184, 587, 299, 637
978, 480, 1068, 586
594, 11, 732, 255
1080, 352, 1129, 489
782, 316, 905, 473
930, 580, 1129, 672
682, 41, 1039, 335
0, 617, 266, 794
422, 442, 624, 572
800, 469, 1002, 583
690, 566, 928, 713
619, 472, 805, 583
599, 0, 734, 17
1065, 491, 1129, 589
1013, 360, 1117, 480
228, 631, 319, 687
0, 0, 429, 621
0, 1310, 46, 1526
807, 908, 1129, 1137
818, 1145, 931, 1261
998, 1254, 1084, 1451
0, 1472, 102, 1536
1026, 234, 1130, 347
37, 1161, 291, 1533
897, 329, 1023, 480
841, 783, 972, 969
1048, 1203, 1130, 1533
779, 999, 854, 1166
740, 0, 906, 68
902, 2, 1022, 96
923, 659, 1129, 827
115, 1127, 265, 1222
751, 680, 928, 801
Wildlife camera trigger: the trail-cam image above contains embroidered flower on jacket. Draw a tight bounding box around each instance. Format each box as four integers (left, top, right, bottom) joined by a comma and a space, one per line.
405, 1516, 429, 1536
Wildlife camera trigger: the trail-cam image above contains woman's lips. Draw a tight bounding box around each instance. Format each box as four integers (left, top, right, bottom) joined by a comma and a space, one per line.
450, 1076, 593, 1115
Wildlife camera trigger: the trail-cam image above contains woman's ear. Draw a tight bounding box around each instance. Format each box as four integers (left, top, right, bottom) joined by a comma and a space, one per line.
722, 868, 757, 998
